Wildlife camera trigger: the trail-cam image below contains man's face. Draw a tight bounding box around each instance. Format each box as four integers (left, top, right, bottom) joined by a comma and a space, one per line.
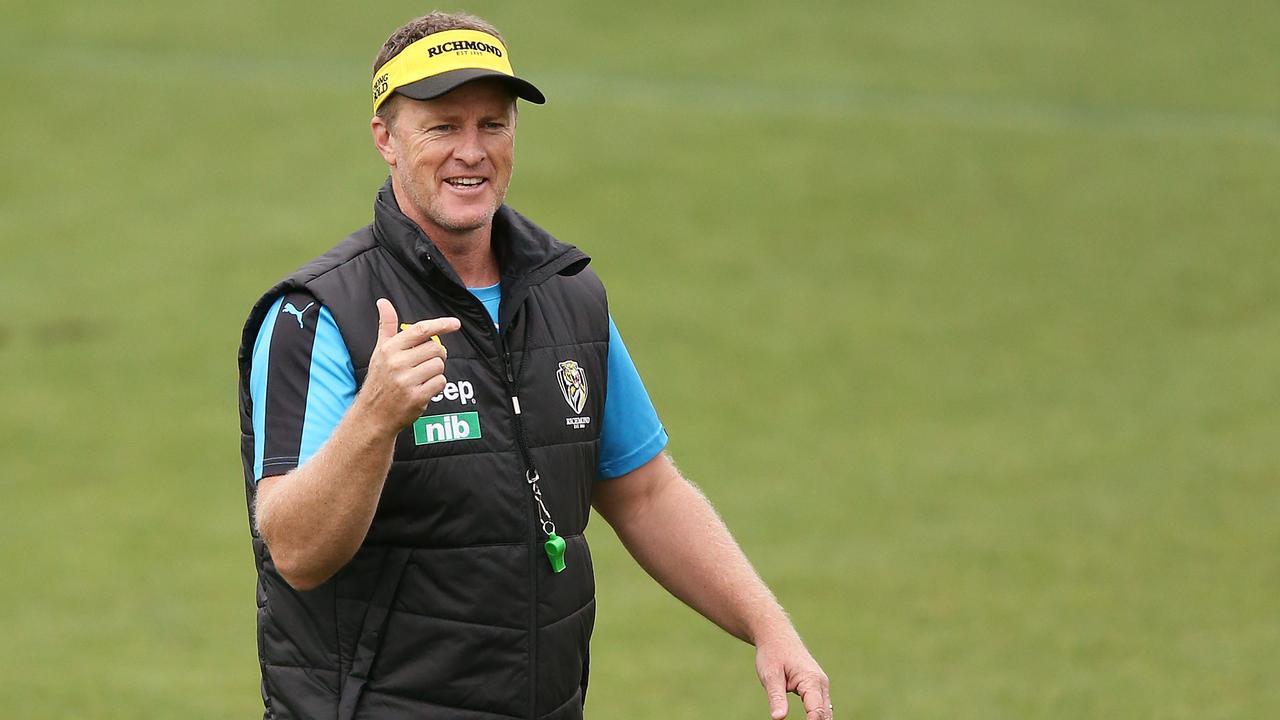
376, 79, 516, 237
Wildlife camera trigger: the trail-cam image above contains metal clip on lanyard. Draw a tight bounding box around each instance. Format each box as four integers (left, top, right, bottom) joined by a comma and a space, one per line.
527, 470, 567, 573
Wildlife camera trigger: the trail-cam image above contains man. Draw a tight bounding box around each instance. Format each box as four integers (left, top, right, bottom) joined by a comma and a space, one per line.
235, 11, 830, 720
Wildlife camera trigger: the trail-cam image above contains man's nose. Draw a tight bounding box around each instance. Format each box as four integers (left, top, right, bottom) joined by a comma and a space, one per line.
453, 128, 486, 166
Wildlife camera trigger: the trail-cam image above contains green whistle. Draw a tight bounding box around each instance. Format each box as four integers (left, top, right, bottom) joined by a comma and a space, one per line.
544, 532, 567, 573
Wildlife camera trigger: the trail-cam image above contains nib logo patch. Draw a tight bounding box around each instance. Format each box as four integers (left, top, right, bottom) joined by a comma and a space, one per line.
413, 412, 482, 445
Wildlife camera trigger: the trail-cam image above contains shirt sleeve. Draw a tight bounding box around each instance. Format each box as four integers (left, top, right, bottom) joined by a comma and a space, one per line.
248, 291, 356, 483
597, 316, 669, 479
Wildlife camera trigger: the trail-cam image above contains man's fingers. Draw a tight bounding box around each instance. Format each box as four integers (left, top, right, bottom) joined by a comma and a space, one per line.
396, 336, 449, 369
376, 299, 400, 343
391, 316, 462, 350
404, 357, 447, 388
762, 669, 788, 720
798, 676, 831, 720
417, 373, 448, 404
375, 301, 462, 350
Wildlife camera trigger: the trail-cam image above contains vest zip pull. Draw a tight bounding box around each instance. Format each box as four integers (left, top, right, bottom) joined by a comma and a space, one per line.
505, 351, 523, 415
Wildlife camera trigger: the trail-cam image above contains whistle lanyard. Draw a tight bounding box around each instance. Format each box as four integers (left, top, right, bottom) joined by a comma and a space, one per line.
527, 470, 567, 572
456, 301, 569, 575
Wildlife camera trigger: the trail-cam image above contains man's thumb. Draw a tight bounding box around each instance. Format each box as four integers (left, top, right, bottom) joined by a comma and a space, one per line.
763, 670, 788, 720
376, 298, 399, 343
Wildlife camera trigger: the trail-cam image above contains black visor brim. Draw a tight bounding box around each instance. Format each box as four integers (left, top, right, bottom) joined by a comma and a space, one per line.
392, 68, 546, 105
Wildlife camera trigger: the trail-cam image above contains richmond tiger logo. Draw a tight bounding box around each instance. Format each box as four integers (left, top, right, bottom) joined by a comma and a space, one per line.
555, 360, 588, 415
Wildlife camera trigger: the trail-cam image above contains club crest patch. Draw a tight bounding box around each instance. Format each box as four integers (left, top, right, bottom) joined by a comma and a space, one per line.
556, 360, 588, 414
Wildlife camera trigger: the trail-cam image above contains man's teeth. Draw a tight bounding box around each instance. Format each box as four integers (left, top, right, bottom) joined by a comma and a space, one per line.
447, 178, 484, 187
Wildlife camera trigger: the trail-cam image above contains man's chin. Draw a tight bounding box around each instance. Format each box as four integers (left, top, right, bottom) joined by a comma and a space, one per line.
438, 218, 490, 234
435, 207, 499, 234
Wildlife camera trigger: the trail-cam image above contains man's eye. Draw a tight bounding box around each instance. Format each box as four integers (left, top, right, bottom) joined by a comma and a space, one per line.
430, 124, 453, 133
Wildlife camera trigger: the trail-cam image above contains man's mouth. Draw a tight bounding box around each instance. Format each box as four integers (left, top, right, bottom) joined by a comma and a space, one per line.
445, 177, 487, 189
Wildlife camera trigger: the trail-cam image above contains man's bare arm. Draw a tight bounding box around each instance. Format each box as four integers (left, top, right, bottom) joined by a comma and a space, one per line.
592, 452, 832, 720
254, 400, 396, 591
254, 300, 459, 591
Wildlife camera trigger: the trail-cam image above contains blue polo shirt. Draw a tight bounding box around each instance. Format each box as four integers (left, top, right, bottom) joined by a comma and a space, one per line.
248, 283, 667, 482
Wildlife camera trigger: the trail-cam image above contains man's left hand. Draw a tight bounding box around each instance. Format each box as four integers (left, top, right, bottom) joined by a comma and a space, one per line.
755, 632, 832, 719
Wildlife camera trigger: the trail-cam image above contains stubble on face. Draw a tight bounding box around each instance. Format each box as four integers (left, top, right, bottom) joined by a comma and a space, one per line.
386, 80, 517, 240
398, 163, 498, 234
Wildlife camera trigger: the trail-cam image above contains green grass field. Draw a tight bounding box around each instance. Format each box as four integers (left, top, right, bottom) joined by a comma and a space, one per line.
2, 1, 1279, 717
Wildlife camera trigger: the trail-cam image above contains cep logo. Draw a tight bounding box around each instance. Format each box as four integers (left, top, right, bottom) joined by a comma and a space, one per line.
413, 412, 481, 446
432, 379, 476, 405
373, 73, 389, 101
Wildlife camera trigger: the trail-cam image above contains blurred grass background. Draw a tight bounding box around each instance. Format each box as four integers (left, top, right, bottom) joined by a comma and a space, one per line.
2, 0, 1279, 717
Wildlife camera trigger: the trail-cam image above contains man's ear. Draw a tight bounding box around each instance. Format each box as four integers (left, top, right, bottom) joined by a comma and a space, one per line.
371, 114, 397, 166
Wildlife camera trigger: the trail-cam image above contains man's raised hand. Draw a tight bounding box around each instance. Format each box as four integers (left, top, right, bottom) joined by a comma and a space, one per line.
357, 298, 461, 435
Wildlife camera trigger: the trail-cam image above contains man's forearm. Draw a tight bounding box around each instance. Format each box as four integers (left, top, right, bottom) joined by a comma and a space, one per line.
254, 399, 395, 591
599, 455, 795, 645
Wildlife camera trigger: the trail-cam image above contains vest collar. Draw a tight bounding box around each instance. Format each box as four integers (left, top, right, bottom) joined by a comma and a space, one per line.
371, 177, 589, 299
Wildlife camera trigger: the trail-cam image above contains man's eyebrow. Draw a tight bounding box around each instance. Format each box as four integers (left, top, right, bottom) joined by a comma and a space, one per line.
419, 108, 511, 124
421, 111, 465, 124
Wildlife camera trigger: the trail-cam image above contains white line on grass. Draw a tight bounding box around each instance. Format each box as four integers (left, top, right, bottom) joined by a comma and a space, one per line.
11, 43, 1280, 147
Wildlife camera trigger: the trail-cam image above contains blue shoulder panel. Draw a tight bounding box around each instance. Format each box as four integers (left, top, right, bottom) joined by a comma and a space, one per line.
597, 316, 668, 479
250, 296, 284, 481
298, 306, 357, 466
249, 300, 356, 482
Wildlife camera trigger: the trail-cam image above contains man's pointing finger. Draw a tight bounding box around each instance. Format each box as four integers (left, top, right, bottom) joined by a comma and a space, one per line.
393, 317, 461, 350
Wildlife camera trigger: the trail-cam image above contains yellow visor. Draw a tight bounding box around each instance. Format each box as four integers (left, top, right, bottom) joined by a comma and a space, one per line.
372, 29, 545, 112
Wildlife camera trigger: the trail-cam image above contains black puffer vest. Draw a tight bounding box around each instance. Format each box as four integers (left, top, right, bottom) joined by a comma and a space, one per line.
235, 180, 608, 720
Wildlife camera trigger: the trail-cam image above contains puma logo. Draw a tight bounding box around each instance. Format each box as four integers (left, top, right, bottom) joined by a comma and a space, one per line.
281, 301, 315, 328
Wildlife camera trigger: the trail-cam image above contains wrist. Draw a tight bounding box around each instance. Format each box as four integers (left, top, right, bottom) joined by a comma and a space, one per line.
748, 613, 801, 649
349, 392, 406, 442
